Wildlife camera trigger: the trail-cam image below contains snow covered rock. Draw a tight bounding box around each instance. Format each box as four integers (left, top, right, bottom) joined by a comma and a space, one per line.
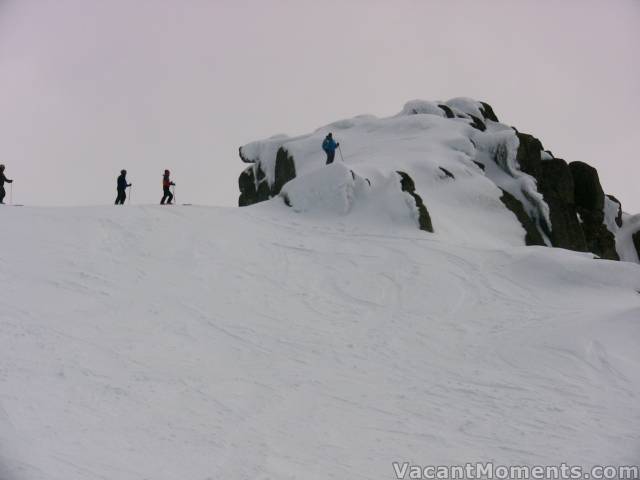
237, 97, 637, 262
239, 147, 296, 206
498, 189, 545, 246
280, 163, 433, 232
396, 171, 433, 232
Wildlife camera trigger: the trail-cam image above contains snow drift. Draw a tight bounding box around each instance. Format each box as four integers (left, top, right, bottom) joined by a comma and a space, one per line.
238, 97, 640, 263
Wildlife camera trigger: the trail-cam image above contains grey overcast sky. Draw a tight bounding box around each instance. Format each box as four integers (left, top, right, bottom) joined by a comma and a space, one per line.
1, 0, 638, 210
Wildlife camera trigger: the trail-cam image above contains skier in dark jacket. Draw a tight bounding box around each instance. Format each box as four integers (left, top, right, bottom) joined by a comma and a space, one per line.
322, 133, 340, 165
161, 169, 175, 205
0, 164, 13, 204
115, 169, 131, 205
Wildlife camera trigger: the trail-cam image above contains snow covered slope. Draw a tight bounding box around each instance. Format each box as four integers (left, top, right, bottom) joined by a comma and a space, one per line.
1, 205, 639, 479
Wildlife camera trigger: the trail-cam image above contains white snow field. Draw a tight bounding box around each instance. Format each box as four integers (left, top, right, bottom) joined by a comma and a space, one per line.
1, 203, 639, 480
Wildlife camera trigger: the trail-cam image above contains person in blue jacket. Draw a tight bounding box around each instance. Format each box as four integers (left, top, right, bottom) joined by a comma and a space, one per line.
115, 169, 131, 205
322, 133, 340, 165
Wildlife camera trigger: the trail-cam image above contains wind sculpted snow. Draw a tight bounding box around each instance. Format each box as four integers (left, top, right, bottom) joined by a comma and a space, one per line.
239, 98, 639, 263
240, 98, 555, 249
1, 205, 639, 479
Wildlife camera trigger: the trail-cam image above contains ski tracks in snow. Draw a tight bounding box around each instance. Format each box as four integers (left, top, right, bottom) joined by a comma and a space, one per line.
1, 206, 639, 478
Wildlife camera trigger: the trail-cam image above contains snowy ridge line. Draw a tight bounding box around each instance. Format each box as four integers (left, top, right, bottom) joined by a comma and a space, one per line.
237, 97, 639, 263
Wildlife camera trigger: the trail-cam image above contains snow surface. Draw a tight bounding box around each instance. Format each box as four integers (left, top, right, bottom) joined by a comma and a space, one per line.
617, 212, 640, 263
240, 98, 554, 250
1, 205, 640, 479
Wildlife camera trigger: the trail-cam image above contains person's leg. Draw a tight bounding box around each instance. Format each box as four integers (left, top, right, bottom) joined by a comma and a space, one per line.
0, 186, 5, 204
326, 150, 335, 165
167, 190, 173, 204
161, 187, 170, 204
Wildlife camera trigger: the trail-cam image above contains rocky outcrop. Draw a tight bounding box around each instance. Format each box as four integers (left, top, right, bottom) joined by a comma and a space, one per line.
238, 147, 297, 207
479, 102, 499, 122
272, 148, 296, 195
509, 131, 621, 258
569, 161, 619, 260
238, 163, 270, 207
508, 134, 619, 259
499, 189, 545, 246
536, 158, 587, 252
438, 104, 455, 119
397, 171, 433, 232
469, 115, 486, 132
514, 131, 543, 177
237, 97, 635, 262
570, 161, 604, 210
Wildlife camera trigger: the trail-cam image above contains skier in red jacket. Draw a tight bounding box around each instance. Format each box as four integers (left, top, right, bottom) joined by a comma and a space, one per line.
161, 170, 175, 205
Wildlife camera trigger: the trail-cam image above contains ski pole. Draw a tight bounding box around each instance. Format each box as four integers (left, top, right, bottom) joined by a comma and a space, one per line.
172, 185, 176, 204
338, 145, 344, 163
9, 183, 12, 205
128, 185, 132, 204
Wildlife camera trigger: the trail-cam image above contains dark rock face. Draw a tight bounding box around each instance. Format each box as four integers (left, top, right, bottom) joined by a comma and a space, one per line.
633, 231, 640, 260
508, 133, 621, 259
570, 161, 604, 211
238, 164, 271, 207
479, 102, 499, 122
272, 148, 297, 195
438, 104, 455, 119
606, 194, 623, 228
568, 161, 618, 260
238, 147, 297, 207
499, 189, 545, 246
473, 160, 486, 171
469, 115, 487, 132
536, 158, 587, 252
397, 171, 434, 232
439, 167, 455, 179
514, 131, 543, 177
238, 167, 255, 207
